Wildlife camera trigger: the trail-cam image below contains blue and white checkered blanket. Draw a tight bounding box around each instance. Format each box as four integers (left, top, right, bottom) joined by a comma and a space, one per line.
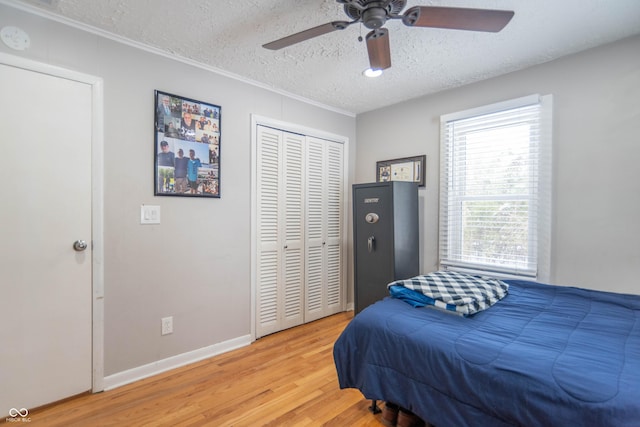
387, 271, 509, 316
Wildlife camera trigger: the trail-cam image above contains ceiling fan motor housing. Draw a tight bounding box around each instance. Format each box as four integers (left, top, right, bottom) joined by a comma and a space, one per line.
343, 0, 408, 28
363, 7, 387, 28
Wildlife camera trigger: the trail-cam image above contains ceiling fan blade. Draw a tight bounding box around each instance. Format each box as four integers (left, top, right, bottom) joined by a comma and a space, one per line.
263, 21, 351, 50
366, 28, 391, 70
402, 6, 514, 32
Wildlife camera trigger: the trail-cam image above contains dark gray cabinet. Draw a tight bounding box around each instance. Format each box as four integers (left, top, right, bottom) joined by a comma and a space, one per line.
353, 181, 419, 314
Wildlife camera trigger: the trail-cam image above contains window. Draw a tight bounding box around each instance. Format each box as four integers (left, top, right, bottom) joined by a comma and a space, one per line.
439, 95, 552, 280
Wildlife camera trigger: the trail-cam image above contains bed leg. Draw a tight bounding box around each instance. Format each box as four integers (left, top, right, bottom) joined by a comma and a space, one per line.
368, 399, 382, 414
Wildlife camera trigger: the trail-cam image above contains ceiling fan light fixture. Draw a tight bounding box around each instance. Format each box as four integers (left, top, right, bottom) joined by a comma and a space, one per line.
363, 68, 383, 78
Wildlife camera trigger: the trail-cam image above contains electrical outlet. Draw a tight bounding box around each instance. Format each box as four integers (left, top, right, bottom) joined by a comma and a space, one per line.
161, 316, 173, 335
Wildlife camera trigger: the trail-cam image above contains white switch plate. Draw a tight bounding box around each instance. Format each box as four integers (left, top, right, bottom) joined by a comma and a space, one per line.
141, 205, 160, 224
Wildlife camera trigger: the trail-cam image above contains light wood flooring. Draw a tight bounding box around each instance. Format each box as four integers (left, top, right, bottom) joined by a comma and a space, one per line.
22, 311, 387, 426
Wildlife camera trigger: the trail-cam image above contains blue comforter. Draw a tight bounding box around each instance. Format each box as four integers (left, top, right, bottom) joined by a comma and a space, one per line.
333, 280, 640, 427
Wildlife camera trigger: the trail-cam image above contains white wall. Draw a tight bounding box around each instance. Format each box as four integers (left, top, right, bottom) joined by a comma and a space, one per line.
356, 35, 640, 295
0, 3, 356, 377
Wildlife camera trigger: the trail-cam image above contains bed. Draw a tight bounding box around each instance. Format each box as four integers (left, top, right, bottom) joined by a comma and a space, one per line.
333, 275, 640, 427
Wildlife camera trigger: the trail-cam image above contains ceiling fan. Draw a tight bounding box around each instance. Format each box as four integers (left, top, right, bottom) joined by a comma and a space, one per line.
263, 0, 514, 71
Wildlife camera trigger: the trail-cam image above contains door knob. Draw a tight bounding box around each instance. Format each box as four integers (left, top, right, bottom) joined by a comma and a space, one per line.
73, 240, 88, 251
365, 213, 379, 224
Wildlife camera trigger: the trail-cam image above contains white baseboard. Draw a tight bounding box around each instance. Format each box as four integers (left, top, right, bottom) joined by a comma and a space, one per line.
103, 334, 252, 391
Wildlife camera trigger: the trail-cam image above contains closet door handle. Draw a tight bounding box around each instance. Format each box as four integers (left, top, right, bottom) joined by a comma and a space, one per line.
73, 240, 88, 251
367, 236, 375, 253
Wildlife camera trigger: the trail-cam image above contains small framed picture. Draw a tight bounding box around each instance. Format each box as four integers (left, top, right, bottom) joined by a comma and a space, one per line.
376, 155, 426, 187
154, 90, 221, 198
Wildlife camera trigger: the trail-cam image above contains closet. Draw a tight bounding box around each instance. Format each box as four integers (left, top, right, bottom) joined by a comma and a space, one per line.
253, 121, 347, 338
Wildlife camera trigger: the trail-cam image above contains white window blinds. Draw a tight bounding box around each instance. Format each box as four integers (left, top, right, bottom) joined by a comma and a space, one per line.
439, 95, 552, 280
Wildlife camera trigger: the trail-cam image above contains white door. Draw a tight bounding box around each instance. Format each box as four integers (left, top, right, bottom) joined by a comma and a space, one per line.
323, 139, 345, 316
253, 119, 346, 338
255, 125, 281, 337
305, 137, 344, 322
255, 126, 305, 338
0, 62, 93, 413
281, 131, 305, 330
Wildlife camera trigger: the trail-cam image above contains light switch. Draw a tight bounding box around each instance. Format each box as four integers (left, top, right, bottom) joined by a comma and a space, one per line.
141, 205, 161, 224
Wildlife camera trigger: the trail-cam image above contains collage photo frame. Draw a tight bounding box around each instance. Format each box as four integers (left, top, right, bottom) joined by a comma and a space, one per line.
154, 90, 221, 198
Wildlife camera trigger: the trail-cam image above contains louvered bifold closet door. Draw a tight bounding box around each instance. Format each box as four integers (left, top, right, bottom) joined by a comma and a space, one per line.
281, 131, 305, 330
305, 137, 344, 322
256, 126, 304, 338
324, 140, 344, 316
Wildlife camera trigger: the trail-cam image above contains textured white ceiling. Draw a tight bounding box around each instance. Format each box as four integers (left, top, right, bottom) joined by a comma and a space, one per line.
7, 0, 640, 114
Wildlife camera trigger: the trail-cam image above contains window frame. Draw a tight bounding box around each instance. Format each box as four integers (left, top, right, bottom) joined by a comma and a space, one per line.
439, 95, 553, 281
